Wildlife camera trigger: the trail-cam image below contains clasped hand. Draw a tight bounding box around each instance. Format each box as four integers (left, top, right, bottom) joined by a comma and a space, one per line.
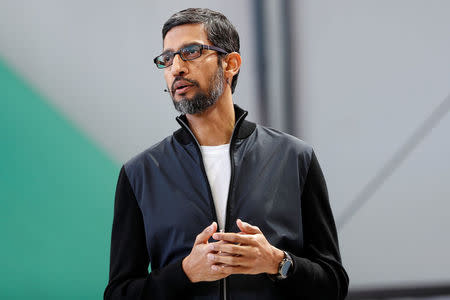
182, 219, 284, 283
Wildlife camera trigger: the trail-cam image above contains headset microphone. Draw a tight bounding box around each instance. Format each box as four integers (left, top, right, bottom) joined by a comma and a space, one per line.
164, 88, 170, 93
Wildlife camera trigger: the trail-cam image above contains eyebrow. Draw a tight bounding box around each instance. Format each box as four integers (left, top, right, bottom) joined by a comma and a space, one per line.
162, 42, 203, 54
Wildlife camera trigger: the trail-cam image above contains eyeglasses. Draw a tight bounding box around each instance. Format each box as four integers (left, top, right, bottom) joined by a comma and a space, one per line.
154, 44, 228, 69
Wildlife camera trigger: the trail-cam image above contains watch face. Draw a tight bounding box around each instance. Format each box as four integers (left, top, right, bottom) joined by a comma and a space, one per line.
280, 259, 292, 277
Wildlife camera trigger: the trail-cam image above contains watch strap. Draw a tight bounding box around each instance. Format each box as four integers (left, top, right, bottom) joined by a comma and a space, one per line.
268, 251, 293, 281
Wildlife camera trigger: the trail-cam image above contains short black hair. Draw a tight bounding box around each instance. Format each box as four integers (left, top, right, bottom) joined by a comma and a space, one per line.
162, 8, 240, 94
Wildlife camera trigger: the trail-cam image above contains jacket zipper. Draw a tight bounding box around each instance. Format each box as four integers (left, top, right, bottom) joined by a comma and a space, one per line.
176, 117, 224, 299
176, 111, 248, 300
222, 111, 247, 300
224, 111, 247, 233
176, 117, 219, 225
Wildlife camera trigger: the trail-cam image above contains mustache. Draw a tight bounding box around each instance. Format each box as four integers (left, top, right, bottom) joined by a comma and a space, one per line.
171, 77, 199, 94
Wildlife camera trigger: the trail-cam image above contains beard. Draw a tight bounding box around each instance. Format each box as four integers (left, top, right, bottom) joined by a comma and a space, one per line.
171, 64, 225, 115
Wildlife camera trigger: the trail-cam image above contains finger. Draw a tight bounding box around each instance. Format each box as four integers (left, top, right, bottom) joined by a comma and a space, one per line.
208, 240, 231, 252
236, 219, 262, 234
209, 242, 248, 256
212, 232, 255, 246
211, 263, 250, 275
208, 253, 246, 266
195, 222, 217, 245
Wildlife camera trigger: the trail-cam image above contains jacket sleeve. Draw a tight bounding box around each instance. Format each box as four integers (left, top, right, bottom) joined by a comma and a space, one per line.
277, 151, 349, 299
104, 166, 194, 300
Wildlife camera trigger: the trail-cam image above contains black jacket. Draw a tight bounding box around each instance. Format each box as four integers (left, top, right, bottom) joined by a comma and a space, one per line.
104, 105, 349, 299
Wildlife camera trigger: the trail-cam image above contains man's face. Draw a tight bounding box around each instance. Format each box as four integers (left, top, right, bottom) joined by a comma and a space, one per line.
163, 23, 225, 114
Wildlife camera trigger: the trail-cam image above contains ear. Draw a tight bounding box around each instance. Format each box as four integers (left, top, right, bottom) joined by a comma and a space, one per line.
222, 52, 241, 84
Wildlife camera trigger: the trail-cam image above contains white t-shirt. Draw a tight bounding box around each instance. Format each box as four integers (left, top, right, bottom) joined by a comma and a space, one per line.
199, 143, 231, 231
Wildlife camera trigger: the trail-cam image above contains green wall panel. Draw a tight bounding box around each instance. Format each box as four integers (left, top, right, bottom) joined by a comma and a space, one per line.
0, 59, 119, 299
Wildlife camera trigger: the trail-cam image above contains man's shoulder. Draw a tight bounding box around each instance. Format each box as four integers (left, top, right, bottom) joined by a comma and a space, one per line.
255, 124, 313, 155
254, 124, 315, 173
124, 134, 174, 171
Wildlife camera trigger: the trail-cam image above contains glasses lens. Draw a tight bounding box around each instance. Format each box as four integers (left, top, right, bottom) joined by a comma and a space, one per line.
155, 53, 173, 68
180, 45, 202, 60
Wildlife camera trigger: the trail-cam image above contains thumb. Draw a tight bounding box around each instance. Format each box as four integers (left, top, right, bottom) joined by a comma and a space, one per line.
237, 219, 261, 234
194, 222, 217, 245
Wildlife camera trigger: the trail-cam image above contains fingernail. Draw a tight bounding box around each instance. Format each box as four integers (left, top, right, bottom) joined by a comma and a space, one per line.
211, 265, 219, 271
207, 254, 215, 261
213, 233, 219, 239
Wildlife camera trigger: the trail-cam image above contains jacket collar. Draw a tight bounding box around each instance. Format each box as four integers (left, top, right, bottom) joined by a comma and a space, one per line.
174, 104, 256, 146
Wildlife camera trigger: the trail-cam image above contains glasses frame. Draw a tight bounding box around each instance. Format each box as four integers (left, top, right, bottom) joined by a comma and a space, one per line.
153, 44, 228, 69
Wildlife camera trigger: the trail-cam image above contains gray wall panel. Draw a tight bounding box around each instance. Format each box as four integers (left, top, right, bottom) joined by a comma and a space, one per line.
294, 0, 450, 288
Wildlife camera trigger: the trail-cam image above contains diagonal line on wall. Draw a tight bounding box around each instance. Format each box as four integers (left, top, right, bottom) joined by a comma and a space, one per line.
337, 92, 450, 230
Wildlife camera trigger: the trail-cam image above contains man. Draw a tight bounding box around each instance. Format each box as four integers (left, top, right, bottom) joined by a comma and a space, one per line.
104, 8, 349, 300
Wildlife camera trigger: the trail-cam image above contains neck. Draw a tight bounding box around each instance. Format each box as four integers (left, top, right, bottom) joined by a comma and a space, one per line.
185, 91, 235, 146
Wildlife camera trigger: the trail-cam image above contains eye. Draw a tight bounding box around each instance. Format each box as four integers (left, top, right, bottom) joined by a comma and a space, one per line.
189, 47, 199, 54
182, 45, 201, 59
162, 54, 172, 62
154, 53, 173, 68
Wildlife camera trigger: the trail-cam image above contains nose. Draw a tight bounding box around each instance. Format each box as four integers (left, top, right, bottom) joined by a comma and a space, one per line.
170, 53, 188, 76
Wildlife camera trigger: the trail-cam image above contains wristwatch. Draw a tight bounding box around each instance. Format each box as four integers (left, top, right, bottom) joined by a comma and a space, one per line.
275, 251, 293, 280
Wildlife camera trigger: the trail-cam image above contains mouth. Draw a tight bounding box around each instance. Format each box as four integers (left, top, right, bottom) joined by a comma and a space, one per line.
172, 79, 197, 95
174, 84, 193, 94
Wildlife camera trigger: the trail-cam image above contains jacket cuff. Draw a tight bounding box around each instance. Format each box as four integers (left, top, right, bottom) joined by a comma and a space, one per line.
141, 258, 194, 298
166, 259, 193, 288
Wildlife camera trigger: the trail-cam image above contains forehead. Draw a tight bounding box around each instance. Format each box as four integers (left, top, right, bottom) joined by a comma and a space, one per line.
163, 23, 209, 51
